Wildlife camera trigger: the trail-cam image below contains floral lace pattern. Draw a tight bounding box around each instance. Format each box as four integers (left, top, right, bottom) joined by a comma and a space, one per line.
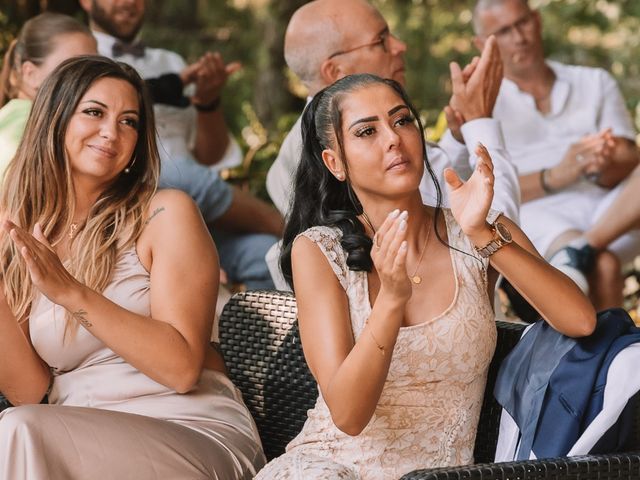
256, 210, 498, 480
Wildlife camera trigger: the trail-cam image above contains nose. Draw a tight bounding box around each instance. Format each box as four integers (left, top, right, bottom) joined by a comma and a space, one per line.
99, 118, 118, 140
389, 33, 407, 54
511, 25, 526, 43
382, 123, 401, 150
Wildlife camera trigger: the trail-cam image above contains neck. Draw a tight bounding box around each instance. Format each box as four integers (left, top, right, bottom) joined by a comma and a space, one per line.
72, 179, 104, 222
16, 86, 34, 101
360, 191, 431, 246
505, 61, 555, 98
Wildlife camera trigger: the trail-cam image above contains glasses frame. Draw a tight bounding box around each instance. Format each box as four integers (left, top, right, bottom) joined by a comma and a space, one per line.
327, 29, 390, 60
487, 11, 536, 40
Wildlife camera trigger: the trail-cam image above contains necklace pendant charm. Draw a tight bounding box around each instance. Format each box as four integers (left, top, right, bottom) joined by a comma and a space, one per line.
411, 275, 422, 284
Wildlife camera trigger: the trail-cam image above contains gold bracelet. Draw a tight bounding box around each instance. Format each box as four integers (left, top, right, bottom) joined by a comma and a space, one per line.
368, 326, 385, 356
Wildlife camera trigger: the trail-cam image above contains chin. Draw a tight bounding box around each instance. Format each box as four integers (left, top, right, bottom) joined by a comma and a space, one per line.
392, 72, 406, 86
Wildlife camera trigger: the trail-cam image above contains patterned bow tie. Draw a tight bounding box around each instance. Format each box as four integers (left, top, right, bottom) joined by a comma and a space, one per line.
112, 40, 145, 58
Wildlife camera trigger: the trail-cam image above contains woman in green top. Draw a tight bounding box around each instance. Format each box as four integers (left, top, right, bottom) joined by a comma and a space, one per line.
0, 12, 97, 175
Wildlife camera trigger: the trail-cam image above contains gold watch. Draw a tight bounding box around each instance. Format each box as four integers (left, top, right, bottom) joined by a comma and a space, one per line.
475, 222, 513, 258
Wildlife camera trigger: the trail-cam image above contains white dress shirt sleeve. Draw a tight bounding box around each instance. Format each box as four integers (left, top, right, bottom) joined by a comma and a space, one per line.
598, 70, 637, 140
421, 119, 521, 224
460, 118, 521, 224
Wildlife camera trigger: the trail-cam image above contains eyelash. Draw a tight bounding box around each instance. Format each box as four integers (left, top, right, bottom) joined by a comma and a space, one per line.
82, 108, 138, 129
353, 114, 415, 138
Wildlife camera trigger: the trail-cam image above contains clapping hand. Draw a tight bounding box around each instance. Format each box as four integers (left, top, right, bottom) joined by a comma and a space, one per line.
555, 129, 615, 186
180, 52, 242, 108
446, 35, 503, 143
4, 221, 80, 306
444, 143, 494, 236
581, 128, 616, 178
444, 56, 480, 143
371, 210, 411, 302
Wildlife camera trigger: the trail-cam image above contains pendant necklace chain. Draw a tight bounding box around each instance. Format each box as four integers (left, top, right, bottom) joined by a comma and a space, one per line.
410, 221, 432, 285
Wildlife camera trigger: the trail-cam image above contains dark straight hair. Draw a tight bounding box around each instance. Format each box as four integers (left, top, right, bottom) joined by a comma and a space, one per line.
280, 73, 443, 290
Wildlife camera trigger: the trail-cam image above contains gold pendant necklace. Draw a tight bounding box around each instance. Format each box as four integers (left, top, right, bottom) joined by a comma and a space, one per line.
410, 221, 432, 285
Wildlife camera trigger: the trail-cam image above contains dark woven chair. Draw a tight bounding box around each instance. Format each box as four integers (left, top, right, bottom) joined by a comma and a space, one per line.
219, 290, 640, 479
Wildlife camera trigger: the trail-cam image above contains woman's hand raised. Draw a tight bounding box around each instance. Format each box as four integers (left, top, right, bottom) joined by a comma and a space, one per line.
5, 221, 82, 307
371, 210, 411, 304
444, 143, 494, 237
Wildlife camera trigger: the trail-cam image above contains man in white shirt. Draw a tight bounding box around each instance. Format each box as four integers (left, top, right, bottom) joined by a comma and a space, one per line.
80, 0, 284, 289
473, 0, 640, 309
266, 0, 521, 224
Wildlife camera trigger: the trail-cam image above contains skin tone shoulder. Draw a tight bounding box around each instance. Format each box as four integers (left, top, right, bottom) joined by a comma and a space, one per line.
1, 75, 223, 406
292, 81, 596, 436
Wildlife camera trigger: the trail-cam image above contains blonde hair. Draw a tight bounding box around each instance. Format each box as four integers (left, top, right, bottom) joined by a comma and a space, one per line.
0, 12, 92, 107
0, 55, 160, 330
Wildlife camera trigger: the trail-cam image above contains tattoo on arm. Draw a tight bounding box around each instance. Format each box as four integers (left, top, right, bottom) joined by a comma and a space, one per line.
71, 309, 92, 328
145, 207, 166, 226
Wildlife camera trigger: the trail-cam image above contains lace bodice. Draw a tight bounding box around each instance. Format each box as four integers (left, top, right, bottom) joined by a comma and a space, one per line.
281, 209, 498, 479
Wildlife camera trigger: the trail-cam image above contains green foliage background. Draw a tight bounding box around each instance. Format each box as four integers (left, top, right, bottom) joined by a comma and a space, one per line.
3, 0, 640, 195
139, 0, 640, 191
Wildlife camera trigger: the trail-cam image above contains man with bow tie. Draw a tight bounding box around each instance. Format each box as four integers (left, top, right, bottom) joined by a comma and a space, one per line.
80, 0, 284, 290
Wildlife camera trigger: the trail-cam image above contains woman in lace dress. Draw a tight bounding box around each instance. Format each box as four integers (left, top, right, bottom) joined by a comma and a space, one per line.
255, 74, 596, 479
0, 56, 265, 479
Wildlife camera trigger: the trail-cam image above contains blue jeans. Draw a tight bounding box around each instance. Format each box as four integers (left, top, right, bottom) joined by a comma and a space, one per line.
213, 229, 277, 290
160, 154, 277, 289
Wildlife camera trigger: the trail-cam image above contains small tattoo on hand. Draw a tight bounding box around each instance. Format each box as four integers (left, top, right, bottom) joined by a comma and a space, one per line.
145, 207, 165, 225
72, 309, 92, 328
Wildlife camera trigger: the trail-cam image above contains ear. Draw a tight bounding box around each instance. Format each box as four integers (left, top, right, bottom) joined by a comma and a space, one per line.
473, 36, 486, 53
19, 61, 40, 98
321, 148, 345, 180
319, 58, 343, 86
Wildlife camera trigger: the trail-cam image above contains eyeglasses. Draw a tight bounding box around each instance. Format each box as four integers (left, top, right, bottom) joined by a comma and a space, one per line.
327, 30, 390, 60
488, 11, 536, 40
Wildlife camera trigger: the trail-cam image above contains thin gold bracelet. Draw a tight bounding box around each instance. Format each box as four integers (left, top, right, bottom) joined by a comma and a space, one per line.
368, 326, 385, 356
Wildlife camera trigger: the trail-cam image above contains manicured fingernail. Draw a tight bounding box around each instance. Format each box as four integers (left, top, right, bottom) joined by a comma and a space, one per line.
400, 241, 407, 250
399, 210, 408, 220
389, 209, 400, 219
399, 220, 407, 231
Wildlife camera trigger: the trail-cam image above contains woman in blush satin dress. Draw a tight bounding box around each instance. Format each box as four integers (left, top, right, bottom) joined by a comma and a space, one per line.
0, 55, 265, 480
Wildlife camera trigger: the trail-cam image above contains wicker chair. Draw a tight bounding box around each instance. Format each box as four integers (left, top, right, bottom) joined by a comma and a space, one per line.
218, 290, 640, 479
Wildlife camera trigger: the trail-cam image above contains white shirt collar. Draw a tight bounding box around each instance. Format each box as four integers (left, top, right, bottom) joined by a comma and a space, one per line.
91, 30, 144, 55
501, 60, 570, 117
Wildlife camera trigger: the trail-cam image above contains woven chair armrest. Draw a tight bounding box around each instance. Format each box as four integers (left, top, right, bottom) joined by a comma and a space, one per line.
399, 452, 640, 480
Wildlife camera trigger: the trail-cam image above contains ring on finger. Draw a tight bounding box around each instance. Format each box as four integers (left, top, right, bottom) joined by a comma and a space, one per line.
374, 234, 381, 249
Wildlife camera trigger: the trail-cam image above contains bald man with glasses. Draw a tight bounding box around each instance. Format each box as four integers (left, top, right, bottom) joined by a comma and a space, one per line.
266, 0, 520, 227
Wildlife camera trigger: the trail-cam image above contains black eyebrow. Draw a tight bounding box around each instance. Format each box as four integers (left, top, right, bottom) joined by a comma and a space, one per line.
388, 105, 409, 116
348, 105, 409, 130
80, 99, 139, 116
348, 116, 378, 130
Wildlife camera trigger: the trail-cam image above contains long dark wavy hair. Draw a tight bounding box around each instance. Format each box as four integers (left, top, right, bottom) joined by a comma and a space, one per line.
280, 73, 443, 289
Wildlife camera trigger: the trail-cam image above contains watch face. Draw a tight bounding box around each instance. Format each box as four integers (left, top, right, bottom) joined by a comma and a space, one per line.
495, 222, 512, 242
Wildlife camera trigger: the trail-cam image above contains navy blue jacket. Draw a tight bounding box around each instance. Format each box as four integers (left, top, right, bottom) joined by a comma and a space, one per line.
495, 308, 640, 459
